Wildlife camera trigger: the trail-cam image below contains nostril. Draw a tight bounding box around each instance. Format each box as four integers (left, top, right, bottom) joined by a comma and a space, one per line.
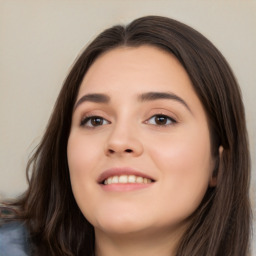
107, 148, 134, 154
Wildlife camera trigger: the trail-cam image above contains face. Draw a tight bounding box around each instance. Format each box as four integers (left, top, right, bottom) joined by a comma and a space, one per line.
67, 46, 215, 238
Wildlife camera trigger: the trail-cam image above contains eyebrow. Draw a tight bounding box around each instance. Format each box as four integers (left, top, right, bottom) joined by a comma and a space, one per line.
74, 91, 191, 113
139, 92, 191, 113
74, 93, 110, 110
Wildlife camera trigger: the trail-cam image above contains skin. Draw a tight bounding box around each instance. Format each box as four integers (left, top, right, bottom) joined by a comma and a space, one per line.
67, 46, 216, 256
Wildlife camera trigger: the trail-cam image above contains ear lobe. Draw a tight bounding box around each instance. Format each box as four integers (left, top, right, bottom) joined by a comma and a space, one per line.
209, 175, 217, 187
218, 145, 224, 155
209, 146, 224, 187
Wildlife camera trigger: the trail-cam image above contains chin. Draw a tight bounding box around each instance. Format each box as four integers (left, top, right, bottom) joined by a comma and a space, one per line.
93, 211, 151, 235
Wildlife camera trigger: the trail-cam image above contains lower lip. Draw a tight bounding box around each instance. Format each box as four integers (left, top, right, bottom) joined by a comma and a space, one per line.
100, 183, 154, 192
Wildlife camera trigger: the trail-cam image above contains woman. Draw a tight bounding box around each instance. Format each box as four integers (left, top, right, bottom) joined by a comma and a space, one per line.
0, 16, 251, 256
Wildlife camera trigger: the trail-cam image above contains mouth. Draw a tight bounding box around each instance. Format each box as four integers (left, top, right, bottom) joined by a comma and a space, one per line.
102, 175, 154, 185
98, 168, 156, 187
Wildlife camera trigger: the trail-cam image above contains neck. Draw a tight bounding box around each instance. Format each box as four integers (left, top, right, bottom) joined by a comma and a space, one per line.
94, 226, 185, 256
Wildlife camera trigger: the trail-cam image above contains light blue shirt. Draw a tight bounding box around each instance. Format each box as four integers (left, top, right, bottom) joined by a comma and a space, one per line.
0, 222, 30, 256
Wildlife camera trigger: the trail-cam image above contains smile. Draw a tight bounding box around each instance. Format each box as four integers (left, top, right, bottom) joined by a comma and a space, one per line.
103, 175, 153, 185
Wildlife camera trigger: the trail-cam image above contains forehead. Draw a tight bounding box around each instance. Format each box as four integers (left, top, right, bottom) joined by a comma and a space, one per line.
78, 45, 198, 105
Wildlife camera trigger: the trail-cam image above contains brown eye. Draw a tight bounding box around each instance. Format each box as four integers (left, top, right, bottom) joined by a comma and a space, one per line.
155, 116, 169, 125
147, 115, 176, 126
91, 117, 104, 126
80, 116, 110, 127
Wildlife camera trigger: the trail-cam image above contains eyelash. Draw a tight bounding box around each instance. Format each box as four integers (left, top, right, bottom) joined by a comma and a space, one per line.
80, 115, 110, 128
145, 114, 177, 126
80, 114, 177, 128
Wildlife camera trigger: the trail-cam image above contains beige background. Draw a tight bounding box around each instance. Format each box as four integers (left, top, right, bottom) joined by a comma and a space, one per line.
0, 0, 255, 254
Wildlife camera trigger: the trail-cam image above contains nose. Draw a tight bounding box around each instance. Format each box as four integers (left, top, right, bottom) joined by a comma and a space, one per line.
104, 123, 143, 157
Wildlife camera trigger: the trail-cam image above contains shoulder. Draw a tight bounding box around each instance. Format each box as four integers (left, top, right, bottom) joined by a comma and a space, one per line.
0, 221, 31, 256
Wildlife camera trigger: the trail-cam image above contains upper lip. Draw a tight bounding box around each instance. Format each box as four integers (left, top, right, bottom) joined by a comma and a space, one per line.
97, 167, 156, 184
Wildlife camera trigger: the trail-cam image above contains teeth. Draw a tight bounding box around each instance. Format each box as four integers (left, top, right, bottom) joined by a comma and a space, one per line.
136, 176, 143, 183
107, 177, 112, 184
119, 175, 128, 183
128, 175, 136, 183
103, 175, 152, 185
112, 176, 119, 183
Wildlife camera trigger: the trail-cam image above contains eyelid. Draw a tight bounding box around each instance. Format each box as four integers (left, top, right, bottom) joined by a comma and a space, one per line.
80, 115, 111, 128
77, 108, 109, 122
145, 107, 179, 121
145, 114, 177, 126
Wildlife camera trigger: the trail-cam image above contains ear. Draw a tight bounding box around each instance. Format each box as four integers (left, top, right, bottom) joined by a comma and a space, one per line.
209, 146, 224, 187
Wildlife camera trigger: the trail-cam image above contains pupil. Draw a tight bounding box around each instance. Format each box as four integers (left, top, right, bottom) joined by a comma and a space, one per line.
92, 117, 102, 126
156, 116, 166, 125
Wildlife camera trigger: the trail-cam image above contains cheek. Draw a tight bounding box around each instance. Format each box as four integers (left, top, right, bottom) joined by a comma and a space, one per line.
67, 132, 103, 177
151, 127, 212, 175
67, 133, 102, 213
148, 127, 213, 215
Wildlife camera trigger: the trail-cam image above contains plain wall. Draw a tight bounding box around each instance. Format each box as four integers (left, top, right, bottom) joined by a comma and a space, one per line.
0, 0, 255, 254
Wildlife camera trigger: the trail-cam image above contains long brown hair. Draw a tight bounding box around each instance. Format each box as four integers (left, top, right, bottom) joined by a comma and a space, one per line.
1, 16, 251, 255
